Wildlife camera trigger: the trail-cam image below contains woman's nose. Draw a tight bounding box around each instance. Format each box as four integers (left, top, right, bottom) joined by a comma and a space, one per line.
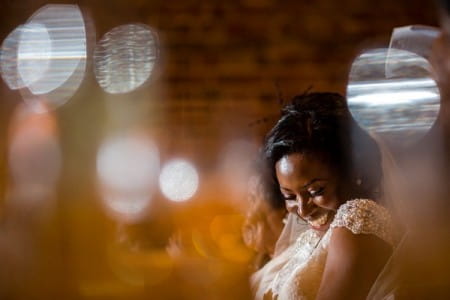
296, 195, 313, 218
285, 200, 299, 215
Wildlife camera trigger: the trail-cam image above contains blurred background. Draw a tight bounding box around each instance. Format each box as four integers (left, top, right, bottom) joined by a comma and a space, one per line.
0, 0, 439, 299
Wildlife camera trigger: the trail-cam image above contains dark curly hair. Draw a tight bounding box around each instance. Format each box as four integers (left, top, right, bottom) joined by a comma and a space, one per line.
261, 92, 382, 209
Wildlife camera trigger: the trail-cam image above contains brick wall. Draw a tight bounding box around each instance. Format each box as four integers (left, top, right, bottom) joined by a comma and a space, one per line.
0, 0, 439, 168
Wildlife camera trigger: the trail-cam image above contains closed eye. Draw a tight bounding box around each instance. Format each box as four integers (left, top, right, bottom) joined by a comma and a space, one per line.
309, 187, 325, 197
282, 194, 296, 201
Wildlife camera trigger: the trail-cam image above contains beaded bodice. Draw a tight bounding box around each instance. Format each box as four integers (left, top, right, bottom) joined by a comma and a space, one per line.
331, 199, 394, 245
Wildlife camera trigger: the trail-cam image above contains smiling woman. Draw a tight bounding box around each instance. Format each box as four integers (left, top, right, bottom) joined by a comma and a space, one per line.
250, 92, 395, 300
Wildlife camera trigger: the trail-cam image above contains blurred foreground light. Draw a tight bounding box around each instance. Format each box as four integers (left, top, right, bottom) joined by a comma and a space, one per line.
159, 159, 199, 202
107, 244, 173, 288
347, 48, 440, 145
8, 104, 61, 203
94, 24, 159, 94
97, 134, 159, 221
1, 4, 87, 110
210, 215, 252, 263
219, 140, 259, 209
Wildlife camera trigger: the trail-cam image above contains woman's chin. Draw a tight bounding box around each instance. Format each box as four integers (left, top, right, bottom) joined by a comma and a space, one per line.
307, 212, 333, 232
309, 223, 330, 232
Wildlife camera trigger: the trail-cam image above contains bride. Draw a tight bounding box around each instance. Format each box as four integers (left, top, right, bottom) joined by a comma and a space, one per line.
251, 92, 396, 300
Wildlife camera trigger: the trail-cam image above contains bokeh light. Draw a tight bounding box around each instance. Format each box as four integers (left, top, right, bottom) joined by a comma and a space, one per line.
218, 140, 259, 209
8, 104, 61, 203
210, 215, 252, 263
94, 24, 159, 94
107, 242, 173, 287
97, 133, 160, 221
159, 159, 199, 202
347, 48, 440, 144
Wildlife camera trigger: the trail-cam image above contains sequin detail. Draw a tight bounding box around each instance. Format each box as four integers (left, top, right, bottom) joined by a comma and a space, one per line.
331, 199, 394, 246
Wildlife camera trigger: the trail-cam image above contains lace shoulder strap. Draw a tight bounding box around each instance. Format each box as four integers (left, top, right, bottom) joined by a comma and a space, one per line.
330, 199, 394, 246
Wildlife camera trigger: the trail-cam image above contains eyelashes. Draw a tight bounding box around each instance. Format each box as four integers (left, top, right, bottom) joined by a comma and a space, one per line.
282, 187, 326, 201
310, 187, 325, 197
282, 194, 296, 201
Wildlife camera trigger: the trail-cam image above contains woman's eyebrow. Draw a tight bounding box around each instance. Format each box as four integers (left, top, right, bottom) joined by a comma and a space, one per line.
302, 178, 327, 188
280, 179, 327, 192
279, 186, 292, 192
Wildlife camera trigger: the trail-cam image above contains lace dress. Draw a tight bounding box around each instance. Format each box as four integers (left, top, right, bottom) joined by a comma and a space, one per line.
251, 199, 394, 300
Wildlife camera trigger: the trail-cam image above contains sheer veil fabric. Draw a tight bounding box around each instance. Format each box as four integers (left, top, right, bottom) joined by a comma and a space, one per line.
367, 134, 405, 300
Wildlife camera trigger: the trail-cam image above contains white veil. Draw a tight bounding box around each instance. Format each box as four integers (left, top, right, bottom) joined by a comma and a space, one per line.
368, 134, 406, 300
273, 212, 309, 257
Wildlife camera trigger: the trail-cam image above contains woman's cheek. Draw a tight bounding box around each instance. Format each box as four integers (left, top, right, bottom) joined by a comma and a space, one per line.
314, 195, 339, 210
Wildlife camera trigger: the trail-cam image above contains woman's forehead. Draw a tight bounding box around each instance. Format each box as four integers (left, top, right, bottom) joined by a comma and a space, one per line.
276, 153, 333, 186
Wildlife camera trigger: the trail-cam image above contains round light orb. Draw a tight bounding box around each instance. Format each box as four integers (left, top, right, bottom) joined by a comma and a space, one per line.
97, 135, 159, 191
347, 48, 440, 145
159, 159, 199, 202
94, 23, 158, 94
97, 134, 160, 221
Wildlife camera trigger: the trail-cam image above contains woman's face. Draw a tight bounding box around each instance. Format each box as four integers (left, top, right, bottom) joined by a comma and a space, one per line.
275, 153, 342, 231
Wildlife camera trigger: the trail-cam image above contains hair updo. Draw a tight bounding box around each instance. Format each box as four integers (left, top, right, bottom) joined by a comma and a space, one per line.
261, 92, 382, 209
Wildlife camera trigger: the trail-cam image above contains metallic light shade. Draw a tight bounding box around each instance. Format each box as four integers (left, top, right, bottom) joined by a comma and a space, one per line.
347, 47, 440, 144
94, 24, 159, 94
347, 25, 440, 145
23, 5, 86, 93
1, 25, 28, 90
1, 4, 88, 110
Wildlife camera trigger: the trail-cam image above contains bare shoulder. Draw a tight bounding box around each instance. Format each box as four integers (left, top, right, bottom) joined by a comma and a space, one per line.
317, 203, 392, 299
316, 227, 392, 300
330, 226, 391, 260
